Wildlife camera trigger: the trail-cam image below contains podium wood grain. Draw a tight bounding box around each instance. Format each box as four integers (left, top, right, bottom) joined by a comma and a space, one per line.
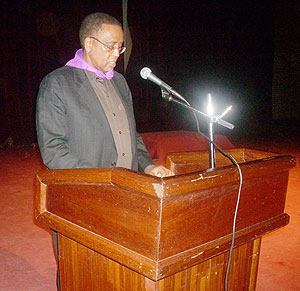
35, 148, 297, 290
58, 234, 261, 291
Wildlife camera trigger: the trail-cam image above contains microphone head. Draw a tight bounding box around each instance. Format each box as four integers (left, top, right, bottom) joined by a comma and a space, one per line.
140, 67, 152, 79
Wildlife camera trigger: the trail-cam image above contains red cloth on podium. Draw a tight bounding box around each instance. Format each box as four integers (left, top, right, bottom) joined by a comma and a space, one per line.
140, 131, 234, 165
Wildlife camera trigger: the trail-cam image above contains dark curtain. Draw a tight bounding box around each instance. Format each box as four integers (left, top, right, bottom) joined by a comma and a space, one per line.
0, 0, 275, 145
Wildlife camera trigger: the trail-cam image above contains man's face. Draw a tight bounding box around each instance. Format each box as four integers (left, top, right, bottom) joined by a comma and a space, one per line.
83, 24, 124, 72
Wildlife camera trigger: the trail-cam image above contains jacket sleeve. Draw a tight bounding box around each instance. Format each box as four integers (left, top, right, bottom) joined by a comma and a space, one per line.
136, 132, 155, 172
36, 73, 93, 169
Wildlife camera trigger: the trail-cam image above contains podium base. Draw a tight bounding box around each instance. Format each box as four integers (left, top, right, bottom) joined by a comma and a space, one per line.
58, 233, 260, 291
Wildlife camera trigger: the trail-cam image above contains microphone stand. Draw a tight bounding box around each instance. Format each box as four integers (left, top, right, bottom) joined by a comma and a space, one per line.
161, 90, 234, 169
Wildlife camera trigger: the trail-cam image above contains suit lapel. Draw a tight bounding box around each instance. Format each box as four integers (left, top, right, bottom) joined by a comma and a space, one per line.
73, 68, 112, 135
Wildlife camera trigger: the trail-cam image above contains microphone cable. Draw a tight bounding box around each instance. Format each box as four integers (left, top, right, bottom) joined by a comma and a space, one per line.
173, 97, 243, 291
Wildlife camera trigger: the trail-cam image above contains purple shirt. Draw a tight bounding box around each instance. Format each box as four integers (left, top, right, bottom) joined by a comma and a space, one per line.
65, 48, 114, 80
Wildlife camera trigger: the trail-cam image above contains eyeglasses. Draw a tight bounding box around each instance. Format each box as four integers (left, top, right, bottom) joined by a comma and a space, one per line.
90, 36, 126, 54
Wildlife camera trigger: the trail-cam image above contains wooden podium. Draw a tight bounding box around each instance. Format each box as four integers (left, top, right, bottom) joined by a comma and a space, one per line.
35, 148, 297, 290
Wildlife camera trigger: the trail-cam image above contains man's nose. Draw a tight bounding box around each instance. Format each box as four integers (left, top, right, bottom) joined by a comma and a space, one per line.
112, 48, 120, 57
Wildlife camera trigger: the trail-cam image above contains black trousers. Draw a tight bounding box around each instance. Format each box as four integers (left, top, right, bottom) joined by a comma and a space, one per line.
52, 229, 61, 291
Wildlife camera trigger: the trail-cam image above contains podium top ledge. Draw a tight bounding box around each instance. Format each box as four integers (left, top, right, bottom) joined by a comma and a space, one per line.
36, 148, 297, 199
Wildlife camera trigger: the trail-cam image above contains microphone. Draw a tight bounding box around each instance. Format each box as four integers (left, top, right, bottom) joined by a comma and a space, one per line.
140, 67, 187, 103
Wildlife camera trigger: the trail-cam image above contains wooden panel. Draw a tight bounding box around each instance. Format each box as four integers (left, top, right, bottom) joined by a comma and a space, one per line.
58, 234, 157, 291
58, 234, 261, 291
159, 170, 289, 259
46, 183, 161, 259
159, 238, 261, 291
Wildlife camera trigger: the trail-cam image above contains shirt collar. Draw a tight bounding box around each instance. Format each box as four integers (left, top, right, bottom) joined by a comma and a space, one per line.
65, 48, 114, 80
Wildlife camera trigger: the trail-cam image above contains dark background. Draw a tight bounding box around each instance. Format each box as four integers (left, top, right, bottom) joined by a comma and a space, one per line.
0, 0, 285, 145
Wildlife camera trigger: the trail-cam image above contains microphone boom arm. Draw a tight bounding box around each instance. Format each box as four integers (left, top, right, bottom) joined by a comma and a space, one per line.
161, 90, 234, 130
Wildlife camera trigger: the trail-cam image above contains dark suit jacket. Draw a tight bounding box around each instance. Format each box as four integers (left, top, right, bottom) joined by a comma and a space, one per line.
36, 66, 154, 171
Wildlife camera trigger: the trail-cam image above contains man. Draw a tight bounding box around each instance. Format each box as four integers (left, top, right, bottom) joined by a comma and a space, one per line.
36, 12, 172, 176
36, 12, 173, 289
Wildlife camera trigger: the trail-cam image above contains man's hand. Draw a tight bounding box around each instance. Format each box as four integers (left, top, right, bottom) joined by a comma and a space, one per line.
145, 165, 174, 177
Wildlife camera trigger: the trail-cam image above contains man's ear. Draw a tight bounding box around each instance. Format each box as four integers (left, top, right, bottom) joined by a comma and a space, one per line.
84, 37, 92, 52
